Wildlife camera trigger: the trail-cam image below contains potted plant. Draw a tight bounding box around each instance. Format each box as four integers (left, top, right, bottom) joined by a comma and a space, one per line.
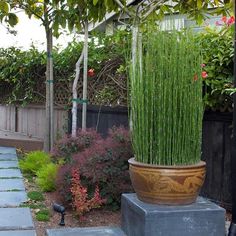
128, 23, 206, 205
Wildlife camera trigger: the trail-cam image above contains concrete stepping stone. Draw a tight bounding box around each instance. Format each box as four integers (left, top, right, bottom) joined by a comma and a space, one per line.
0, 161, 18, 169
0, 192, 27, 207
0, 154, 17, 161
0, 147, 16, 155
0, 179, 25, 191
46, 227, 126, 236
0, 208, 34, 230
0, 230, 36, 236
0, 169, 22, 178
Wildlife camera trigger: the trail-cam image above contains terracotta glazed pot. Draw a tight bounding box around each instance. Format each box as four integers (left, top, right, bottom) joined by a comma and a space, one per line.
128, 158, 206, 205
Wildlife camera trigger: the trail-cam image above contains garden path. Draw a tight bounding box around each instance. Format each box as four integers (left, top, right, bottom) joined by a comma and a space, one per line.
0, 146, 36, 235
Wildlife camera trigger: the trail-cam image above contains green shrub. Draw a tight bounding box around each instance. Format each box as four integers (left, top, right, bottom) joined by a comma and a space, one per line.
20, 203, 46, 209
19, 151, 51, 175
36, 163, 58, 192
35, 209, 50, 221
196, 17, 234, 111
27, 191, 45, 201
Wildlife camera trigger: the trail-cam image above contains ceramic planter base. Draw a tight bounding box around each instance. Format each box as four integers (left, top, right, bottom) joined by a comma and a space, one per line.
128, 158, 206, 205
121, 193, 226, 236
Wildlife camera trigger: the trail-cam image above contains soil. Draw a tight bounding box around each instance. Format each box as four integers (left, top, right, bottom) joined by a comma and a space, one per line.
23, 179, 121, 236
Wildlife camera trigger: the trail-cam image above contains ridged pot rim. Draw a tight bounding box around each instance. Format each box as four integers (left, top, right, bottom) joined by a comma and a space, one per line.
128, 157, 206, 169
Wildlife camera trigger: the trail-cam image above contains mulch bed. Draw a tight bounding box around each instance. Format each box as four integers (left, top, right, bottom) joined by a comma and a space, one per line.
23, 179, 121, 236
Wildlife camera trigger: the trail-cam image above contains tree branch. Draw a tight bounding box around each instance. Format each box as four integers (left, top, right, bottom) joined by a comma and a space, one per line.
73, 46, 85, 96
113, 0, 138, 19
16, 2, 45, 22
141, 0, 166, 21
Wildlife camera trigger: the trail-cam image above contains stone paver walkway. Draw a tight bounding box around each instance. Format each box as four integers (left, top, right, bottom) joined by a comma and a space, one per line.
46, 226, 126, 236
0, 146, 36, 236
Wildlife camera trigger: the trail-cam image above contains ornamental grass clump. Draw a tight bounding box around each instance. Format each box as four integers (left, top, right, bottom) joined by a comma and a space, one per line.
130, 27, 203, 165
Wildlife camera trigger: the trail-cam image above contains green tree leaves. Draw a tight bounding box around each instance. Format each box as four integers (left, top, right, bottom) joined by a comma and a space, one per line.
7, 13, 18, 26
93, 0, 99, 6
117, 0, 232, 25
0, 1, 18, 26
0, 1, 9, 13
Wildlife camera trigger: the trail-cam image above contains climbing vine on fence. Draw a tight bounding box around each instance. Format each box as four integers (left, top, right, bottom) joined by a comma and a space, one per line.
0, 30, 130, 106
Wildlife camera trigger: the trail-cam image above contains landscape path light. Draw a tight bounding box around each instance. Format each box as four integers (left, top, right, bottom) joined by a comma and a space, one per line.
53, 203, 65, 226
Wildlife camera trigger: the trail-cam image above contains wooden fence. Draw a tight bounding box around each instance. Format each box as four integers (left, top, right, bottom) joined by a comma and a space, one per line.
201, 111, 232, 210
0, 104, 233, 209
0, 104, 68, 141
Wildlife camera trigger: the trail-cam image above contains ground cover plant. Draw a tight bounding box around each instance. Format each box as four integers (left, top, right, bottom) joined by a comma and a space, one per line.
27, 191, 45, 201
36, 163, 59, 192
19, 151, 57, 223
19, 151, 51, 175
21, 190, 50, 222
19, 151, 57, 192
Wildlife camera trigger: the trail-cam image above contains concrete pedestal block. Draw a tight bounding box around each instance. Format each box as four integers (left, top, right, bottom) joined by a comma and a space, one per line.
121, 193, 225, 236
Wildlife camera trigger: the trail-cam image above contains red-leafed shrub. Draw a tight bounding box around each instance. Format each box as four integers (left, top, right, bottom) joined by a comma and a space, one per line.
55, 127, 133, 209
55, 163, 74, 204
70, 169, 105, 218
52, 129, 102, 163
74, 127, 133, 209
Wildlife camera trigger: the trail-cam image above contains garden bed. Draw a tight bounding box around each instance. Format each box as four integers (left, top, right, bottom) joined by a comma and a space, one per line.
23, 176, 121, 236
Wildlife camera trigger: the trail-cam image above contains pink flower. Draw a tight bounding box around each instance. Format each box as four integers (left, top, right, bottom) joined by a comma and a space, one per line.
88, 68, 95, 77
227, 16, 235, 26
201, 71, 208, 79
201, 63, 206, 68
215, 20, 222, 26
216, 16, 235, 26
222, 16, 227, 23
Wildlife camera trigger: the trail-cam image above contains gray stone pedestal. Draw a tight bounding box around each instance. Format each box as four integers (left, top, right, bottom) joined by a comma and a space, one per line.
121, 193, 225, 236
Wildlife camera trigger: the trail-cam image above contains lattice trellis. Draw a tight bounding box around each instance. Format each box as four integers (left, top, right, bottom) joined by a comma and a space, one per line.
53, 57, 127, 106
0, 57, 128, 107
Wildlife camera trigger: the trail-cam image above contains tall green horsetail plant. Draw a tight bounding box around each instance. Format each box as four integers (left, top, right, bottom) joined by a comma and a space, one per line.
130, 26, 203, 165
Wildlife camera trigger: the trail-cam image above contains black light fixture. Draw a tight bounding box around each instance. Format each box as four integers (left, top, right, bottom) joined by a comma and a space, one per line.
229, 1, 236, 235
53, 203, 65, 226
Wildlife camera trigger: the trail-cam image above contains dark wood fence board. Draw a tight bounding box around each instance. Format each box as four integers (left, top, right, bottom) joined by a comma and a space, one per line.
222, 122, 232, 206
68, 105, 129, 137
201, 121, 224, 200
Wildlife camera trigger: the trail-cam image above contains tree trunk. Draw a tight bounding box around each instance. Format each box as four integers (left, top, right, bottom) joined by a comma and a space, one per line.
45, 28, 54, 151
49, 29, 54, 151
82, 19, 88, 131
71, 47, 85, 137
45, 29, 50, 152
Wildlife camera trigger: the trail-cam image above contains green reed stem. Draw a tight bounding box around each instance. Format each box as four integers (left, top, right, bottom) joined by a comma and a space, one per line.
130, 25, 203, 166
